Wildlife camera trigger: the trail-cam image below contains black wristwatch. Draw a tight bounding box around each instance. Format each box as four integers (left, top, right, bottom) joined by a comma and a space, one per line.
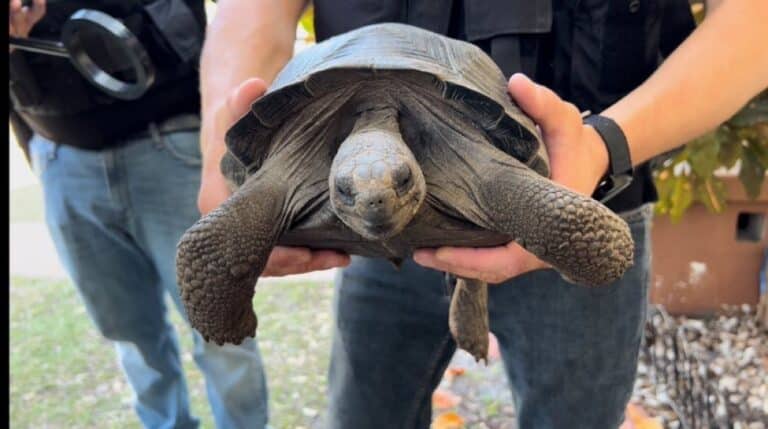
583, 114, 634, 203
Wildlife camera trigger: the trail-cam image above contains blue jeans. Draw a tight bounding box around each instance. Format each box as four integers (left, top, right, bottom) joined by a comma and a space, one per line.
28, 124, 269, 429
328, 204, 652, 428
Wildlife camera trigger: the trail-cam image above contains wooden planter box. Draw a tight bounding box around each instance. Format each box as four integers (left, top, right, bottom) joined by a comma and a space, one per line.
650, 175, 768, 315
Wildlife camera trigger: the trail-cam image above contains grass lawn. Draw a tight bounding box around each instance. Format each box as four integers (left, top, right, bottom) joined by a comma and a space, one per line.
9, 276, 334, 429
9, 141, 335, 428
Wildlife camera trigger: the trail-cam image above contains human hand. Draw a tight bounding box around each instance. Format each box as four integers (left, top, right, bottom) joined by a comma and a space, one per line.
198, 77, 350, 276
9, 0, 45, 46
198, 78, 267, 215
413, 73, 610, 284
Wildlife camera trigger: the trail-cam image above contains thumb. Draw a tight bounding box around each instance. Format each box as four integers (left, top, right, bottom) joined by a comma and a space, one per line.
29, 0, 47, 24
227, 77, 268, 119
507, 73, 581, 138
507, 73, 546, 120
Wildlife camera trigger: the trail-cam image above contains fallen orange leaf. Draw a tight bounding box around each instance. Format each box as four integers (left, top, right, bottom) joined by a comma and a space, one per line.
432, 411, 465, 429
625, 403, 649, 420
432, 389, 462, 409
635, 418, 663, 429
443, 366, 466, 382
624, 403, 663, 429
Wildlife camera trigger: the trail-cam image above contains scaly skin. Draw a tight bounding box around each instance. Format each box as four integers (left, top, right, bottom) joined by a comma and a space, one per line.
178, 84, 632, 349
478, 161, 634, 286
176, 175, 287, 345
411, 100, 635, 287
449, 278, 489, 363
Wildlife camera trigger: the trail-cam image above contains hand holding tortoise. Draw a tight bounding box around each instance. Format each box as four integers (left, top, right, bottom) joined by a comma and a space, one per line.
180, 24, 632, 361
413, 73, 611, 284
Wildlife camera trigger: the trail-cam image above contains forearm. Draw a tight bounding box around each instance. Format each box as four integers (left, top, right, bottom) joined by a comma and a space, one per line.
199, 0, 306, 158
602, 0, 768, 167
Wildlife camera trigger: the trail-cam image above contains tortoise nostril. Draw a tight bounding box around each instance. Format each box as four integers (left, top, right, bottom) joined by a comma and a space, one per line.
359, 191, 395, 219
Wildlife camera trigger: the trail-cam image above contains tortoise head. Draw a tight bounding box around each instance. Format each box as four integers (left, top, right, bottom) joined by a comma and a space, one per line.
329, 107, 426, 240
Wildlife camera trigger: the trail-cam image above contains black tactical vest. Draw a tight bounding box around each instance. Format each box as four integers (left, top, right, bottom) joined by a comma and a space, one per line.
313, 0, 696, 212
9, 0, 206, 150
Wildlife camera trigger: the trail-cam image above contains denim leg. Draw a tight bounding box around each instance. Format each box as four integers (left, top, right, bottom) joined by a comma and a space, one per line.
327, 257, 457, 428
28, 135, 198, 429
328, 205, 652, 429
122, 130, 269, 429
488, 205, 652, 428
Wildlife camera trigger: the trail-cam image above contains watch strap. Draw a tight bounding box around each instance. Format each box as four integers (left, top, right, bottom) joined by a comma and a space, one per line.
583, 114, 633, 176
583, 114, 634, 202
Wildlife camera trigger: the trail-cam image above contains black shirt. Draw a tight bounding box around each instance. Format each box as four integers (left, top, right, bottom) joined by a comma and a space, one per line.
9, 0, 206, 150
313, 0, 696, 213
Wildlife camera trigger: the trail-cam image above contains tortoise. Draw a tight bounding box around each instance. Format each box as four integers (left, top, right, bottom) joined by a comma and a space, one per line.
176, 22, 634, 362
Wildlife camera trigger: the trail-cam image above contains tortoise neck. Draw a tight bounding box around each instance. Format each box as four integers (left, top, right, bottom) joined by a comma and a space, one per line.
351, 105, 400, 135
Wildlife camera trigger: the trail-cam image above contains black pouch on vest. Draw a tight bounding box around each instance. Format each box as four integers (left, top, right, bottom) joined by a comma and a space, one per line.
142, 0, 203, 66
9, 0, 204, 147
316, 0, 553, 78
463, 0, 551, 38
460, 0, 552, 79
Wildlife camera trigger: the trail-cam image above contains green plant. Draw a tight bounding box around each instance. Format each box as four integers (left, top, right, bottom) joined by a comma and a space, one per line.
653, 91, 768, 222
299, 4, 316, 41
652, 2, 768, 222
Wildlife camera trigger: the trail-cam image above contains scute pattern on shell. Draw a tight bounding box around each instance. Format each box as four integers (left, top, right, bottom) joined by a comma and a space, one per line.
177, 22, 637, 353
225, 22, 547, 180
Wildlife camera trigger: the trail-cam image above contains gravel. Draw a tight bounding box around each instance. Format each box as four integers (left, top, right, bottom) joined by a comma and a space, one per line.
440, 304, 767, 428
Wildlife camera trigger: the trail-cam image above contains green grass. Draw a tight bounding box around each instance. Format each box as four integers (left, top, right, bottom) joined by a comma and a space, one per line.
10, 184, 45, 223
10, 276, 334, 429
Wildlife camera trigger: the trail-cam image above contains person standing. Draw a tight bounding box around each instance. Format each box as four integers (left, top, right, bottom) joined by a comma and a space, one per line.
197, 0, 768, 427
9, 1, 270, 427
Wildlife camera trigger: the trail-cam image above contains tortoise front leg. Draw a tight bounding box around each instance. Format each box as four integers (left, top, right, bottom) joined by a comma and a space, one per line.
476, 159, 634, 286
176, 174, 289, 345
449, 277, 489, 363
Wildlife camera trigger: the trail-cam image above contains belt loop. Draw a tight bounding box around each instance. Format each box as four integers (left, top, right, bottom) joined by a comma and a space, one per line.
49, 143, 60, 161
148, 122, 164, 147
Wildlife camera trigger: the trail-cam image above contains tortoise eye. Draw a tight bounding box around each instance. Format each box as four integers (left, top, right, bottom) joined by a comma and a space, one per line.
393, 165, 413, 195
334, 176, 355, 205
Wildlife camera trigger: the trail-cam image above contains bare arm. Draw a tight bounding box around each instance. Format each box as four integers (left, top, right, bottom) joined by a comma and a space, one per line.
196, 0, 349, 276
198, 0, 308, 214
200, 0, 306, 118
603, 0, 768, 168
416, 0, 768, 283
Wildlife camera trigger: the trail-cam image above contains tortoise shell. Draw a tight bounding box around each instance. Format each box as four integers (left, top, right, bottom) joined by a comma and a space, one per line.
224, 22, 548, 185
176, 23, 636, 348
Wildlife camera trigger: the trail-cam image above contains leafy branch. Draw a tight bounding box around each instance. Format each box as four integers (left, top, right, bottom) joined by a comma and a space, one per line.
654, 91, 768, 222
652, 2, 768, 222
